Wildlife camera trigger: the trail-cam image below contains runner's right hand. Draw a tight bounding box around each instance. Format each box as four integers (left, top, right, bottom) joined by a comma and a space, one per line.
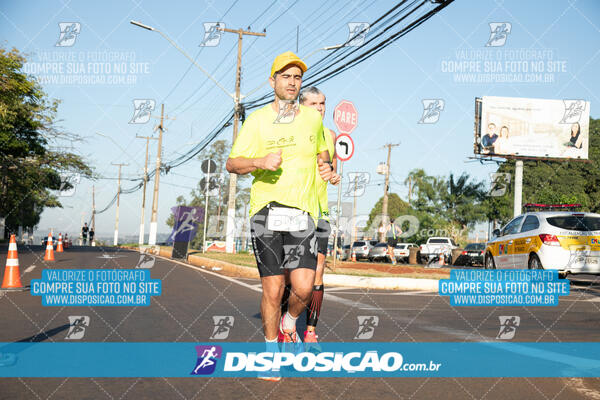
260, 149, 282, 171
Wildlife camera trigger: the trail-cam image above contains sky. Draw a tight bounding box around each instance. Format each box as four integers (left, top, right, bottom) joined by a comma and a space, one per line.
1, 0, 599, 241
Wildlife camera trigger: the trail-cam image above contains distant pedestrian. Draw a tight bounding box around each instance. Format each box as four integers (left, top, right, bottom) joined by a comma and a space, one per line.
81, 223, 89, 245
386, 218, 402, 265
89, 227, 95, 244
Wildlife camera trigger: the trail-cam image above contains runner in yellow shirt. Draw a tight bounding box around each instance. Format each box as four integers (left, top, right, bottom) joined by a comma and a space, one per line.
226, 52, 333, 381
297, 86, 340, 344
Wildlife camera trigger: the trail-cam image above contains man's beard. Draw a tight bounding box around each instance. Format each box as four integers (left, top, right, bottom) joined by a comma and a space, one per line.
275, 86, 298, 101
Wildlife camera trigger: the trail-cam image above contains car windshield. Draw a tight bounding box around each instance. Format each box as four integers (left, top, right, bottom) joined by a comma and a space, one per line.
343, 245, 350, 249
353, 241, 365, 246
374, 243, 387, 247
429, 239, 449, 244
465, 243, 485, 250
546, 215, 600, 231
395, 244, 407, 249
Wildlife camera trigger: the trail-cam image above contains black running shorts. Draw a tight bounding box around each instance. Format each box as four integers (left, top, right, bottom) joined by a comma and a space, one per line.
250, 202, 317, 277
316, 219, 331, 256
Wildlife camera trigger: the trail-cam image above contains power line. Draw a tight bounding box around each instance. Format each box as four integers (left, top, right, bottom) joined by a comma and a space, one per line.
93, 0, 454, 215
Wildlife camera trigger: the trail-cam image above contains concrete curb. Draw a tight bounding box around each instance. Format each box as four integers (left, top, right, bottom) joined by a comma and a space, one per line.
130, 246, 440, 292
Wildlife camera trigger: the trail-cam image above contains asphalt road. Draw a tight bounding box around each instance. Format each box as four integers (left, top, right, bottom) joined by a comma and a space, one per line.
1, 244, 600, 399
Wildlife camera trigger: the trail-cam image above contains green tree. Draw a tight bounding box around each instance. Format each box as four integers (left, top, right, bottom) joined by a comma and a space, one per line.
405, 169, 445, 214
0, 47, 93, 236
366, 193, 411, 229
367, 170, 488, 244
442, 172, 487, 235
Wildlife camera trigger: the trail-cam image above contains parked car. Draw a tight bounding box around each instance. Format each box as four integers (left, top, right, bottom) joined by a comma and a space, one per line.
394, 243, 419, 263
339, 245, 351, 260
351, 240, 375, 260
485, 211, 600, 277
368, 243, 391, 262
453, 243, 485, 266
419, 237, 459, 263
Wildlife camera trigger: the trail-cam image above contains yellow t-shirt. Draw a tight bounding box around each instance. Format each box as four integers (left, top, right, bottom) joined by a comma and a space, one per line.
229, 103, 327, 219
317, 127, 335, 220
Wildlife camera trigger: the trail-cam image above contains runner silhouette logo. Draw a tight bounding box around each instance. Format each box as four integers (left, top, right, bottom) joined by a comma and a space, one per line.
210, 316, 234, 340
497, 316, 520, 340
355, 316, 379, 339
191, 345, 222, 375
66, 316, 90, 340
136, 253, 155, 269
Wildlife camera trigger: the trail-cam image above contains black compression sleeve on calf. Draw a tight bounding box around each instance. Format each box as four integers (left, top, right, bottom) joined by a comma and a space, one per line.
306, 285, 324, 327
281, 284, 291, 315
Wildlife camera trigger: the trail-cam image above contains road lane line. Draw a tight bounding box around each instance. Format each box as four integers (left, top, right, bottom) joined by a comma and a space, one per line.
23, 265, 36, 273
152, 254, 262, 293
565, 378, 600, 400
330, 290, 437, 296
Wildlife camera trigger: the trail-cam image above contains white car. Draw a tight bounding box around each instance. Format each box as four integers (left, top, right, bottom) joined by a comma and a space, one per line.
394, 243, 419, 262
419, 237, 459, 262
484, 211, 600, 277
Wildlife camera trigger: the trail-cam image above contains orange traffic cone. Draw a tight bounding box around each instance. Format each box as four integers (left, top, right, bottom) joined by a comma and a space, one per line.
56, 233, 64, 253
351, 249, 357, 262
1, 234, 23, 289
44, 234, 55, 261
438, 252, 445, 266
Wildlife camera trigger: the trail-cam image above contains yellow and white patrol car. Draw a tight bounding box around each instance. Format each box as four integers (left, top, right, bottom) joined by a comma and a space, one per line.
484, 210, 600, 277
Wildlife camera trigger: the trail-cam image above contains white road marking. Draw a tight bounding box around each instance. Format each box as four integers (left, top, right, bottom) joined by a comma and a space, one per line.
330, 290, 437, 296
23, 265, 36, 273
320, 287, 354, 292
564, 378, 600, 400
153, 254, 262, 293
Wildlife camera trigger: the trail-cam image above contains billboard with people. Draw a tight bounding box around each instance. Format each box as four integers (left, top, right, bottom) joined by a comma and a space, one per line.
474, 96, 590, 159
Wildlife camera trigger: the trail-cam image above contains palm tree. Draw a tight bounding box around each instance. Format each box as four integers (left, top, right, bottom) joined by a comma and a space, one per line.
443, 173, 486, 236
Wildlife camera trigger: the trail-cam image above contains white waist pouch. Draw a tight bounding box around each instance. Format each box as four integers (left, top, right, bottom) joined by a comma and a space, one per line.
267, 207, 308, 232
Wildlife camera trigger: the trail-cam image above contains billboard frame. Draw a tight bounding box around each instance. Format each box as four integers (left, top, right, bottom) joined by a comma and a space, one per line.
471, 97, 592, 218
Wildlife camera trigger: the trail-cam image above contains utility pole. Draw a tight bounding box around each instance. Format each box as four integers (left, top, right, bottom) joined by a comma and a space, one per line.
92, 185, 96, 232
351, 174, 358, 245
380, 143, 400, 241
216, 168, 223, 234
222, 27, 266, 254
149, 104, 174, 246
202, 168, 211, 253
112, 163, 128, 246
92, 185, 96, 246
137, 135, 158, 245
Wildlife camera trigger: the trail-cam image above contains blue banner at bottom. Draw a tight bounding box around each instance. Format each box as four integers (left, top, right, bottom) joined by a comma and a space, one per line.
0, 342, 599, 377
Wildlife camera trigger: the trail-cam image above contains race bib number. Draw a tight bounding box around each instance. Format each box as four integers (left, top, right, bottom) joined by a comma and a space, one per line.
267, 207, 308, 232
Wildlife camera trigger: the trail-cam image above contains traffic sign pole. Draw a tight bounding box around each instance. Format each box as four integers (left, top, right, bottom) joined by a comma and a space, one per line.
332, 100, 357, 267
333, 161, 344, 269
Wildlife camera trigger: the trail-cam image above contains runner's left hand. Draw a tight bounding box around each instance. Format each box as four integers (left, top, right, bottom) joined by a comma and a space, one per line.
317, 158, 333, 182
